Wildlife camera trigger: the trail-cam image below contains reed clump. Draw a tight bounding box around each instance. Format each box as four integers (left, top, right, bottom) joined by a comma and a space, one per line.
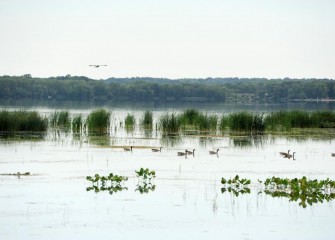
0, 110, 48, 132
125, 114, 136, 127
50, 111, 70, 128
264, 110, 335, 130
86, 109, 110, 133
226, 112, 265, 132
159, 113, 181, 133
72, 114, 83, 133
141, 110, 153, 127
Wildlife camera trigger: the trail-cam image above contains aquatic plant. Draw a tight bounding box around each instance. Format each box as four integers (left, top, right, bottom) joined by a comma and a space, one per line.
72, 114, 83, 133
263, 176, 335, 208
180, 109, 200, 126
135, 168, 156, 181
86, 173, 128, 194
141, 110, 153, 127
221, 175, 251, 196
135, 182, 156, 194
86, 109, 111, 133
50, 111, 70, 128
227, 112, 265, 132
125, 113, 136, 127
159, 113, 181, 133
196, 113, 218, 131
0, 110, 48, 132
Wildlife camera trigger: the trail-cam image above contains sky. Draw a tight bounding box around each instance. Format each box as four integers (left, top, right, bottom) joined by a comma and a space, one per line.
0, 0, 334, 80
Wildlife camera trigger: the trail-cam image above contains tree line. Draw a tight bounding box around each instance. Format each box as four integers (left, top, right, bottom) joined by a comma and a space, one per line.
0, 75, 334, 103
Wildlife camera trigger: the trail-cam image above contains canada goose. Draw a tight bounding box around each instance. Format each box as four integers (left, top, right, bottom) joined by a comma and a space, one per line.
186, 149, 195, 155
124, 146, 133, 151
287, 152, 296, 160
152, 147, 163, 152
89, 65, 107, 68
209, 149, 219, 155
280, 150, 290, 158
177, 150, 187, 156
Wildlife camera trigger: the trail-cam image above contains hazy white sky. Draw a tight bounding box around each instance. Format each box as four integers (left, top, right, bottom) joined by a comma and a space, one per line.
0, 0, 334, 79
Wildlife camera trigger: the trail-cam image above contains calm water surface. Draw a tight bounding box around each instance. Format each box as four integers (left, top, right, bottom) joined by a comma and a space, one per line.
0, 104, 335, 240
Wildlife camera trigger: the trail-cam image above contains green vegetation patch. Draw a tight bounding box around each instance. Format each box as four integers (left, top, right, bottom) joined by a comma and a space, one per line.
0, 110, 48, 132
87, 109, 110, 133
86, 173, 128, 194
263, 176, 335, 208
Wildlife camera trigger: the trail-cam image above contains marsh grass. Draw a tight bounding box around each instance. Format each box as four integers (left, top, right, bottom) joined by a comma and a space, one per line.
0, 110, 48, 133
159, 113, 181, 133
87, 109, 110, 134
141, 110, 153, 128
50, 111, 70, 128
196, 113, 218, 131
72, 114, 83, 133
226, 112, 265, 132
264, 110, 335, 130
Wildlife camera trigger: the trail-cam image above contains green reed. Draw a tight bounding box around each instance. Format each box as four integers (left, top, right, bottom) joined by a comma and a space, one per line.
50, 111, 70, 128
72, 114, 83, 133
86, 109, 111, 133
159, 113, 181, 133
125, 113, 136, 127
226, 112, 265, 132
0, 110, 48, 132
141, 110, 153, 127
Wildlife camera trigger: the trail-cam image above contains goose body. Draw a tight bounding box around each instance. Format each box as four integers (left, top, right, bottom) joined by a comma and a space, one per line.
89, 65, 107, 68
152, 147, 163, 152
124, 146, 133, 151
186, 149, 195, 155
209, 149, 219, 155
280, 150, 290, 158
287, 152, 296, 160
178, 150, 187, 156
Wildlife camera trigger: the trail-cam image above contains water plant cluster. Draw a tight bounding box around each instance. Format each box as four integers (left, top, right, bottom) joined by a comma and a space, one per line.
220, 175, 335, 208
86, 173, 128, 194
0, 110, 48, 133
1, 109, 335, 135
135, 168, 156, 194
263, 176, 335, 208
221, 175, 251, 196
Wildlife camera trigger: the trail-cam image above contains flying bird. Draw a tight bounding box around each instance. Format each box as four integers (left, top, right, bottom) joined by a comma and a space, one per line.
89, 65, 107, 68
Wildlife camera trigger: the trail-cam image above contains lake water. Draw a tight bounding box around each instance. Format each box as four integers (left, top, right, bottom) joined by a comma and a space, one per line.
1, 103, 335, 240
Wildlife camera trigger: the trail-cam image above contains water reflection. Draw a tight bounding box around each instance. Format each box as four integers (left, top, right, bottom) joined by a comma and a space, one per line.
135, 182, 156, 194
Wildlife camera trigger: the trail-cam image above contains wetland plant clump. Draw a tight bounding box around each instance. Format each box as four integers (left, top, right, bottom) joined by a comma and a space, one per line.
86, 173, 128, 194
86, 109, 111, 133
263, 176, 335, 208
0, 110, 48, 132
135, 168, 156, 194
264, 110, 335, 130
226, 112, 265, 132
72, 114, 83, 133
159, 113, 181, 133
50, 111, 70, 128
141, 110, 153, 127
221, 175, 251, 196
124, 113, 136, 127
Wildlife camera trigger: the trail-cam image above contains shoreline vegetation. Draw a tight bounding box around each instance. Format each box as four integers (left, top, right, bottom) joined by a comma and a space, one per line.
1, 75, 335, 103
0, 109, 335, 134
